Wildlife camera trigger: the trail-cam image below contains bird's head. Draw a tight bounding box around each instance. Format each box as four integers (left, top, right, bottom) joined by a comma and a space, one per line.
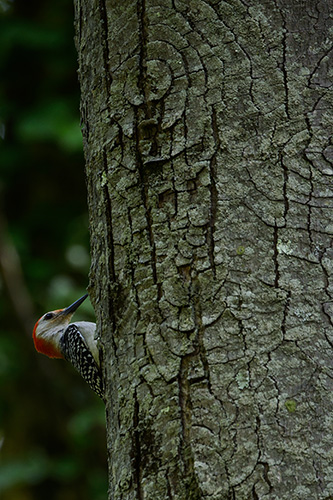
33, 294, 88, 359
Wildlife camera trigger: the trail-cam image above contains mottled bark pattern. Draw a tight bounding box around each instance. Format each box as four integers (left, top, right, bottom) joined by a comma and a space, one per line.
74, 0, 333, 498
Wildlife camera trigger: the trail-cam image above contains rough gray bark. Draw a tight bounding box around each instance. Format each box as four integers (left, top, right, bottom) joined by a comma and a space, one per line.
74, 0, 333, 498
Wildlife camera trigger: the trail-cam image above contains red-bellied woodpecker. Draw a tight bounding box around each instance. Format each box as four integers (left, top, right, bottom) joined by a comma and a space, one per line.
32, 294, 104, 401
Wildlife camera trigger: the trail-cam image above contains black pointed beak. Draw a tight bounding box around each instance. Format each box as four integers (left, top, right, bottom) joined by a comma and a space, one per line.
62, 294, 88, 315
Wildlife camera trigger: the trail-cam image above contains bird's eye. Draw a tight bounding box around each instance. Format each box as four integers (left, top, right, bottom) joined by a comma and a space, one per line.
44, 313, 54, 320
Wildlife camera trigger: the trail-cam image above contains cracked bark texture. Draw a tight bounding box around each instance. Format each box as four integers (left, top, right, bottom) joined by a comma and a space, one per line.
73, 0, 333, 498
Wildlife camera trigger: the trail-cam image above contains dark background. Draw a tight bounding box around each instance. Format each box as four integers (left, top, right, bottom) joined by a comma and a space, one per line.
0, 0, 107, 498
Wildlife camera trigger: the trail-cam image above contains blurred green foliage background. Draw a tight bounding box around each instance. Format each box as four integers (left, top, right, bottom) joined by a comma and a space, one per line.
0, 0, 107, 498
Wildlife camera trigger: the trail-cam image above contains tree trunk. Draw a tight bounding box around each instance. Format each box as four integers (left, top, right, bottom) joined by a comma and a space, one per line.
74, 0, 333, 498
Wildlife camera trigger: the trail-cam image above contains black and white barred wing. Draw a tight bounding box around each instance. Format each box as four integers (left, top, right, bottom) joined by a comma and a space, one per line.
61, 324, 104, 400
